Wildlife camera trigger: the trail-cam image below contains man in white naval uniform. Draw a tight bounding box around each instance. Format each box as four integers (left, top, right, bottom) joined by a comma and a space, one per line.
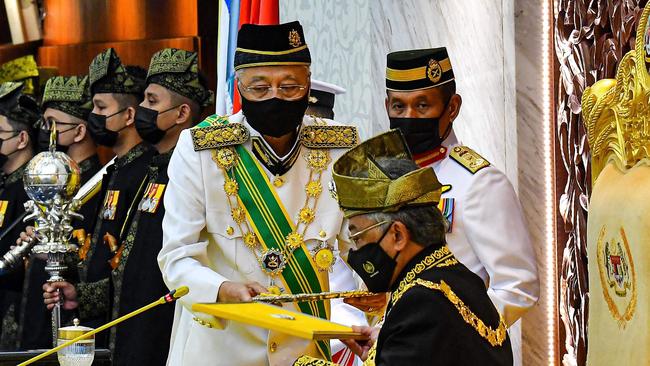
384, 47, 539, 365
158, 22, 363, 366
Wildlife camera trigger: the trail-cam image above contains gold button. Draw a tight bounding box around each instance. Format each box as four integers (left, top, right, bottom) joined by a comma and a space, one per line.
226, 226, 234, 235
269, 341, 278, 353
273, 177, 284, 187
319, 230, 326, 238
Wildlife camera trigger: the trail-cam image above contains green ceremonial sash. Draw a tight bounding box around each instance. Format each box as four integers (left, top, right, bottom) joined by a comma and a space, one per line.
197, 116, 331, 359
231, 145, 331, 360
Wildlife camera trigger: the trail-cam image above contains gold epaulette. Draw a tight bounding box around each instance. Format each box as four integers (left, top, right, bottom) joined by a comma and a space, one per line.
300, 125, 359, 149
190, 114, 250, 151
397, 278, 507, 347
449, 146, 490, 174
293, 355, 339, 366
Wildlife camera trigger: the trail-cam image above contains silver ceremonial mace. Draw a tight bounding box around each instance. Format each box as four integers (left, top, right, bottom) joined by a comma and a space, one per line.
22, 125, 83, 345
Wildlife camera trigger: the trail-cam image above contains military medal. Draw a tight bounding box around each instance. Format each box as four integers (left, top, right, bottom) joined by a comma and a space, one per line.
101, 190, 119, 220
0, 200, 8, 227
260, 249, 286, 275
312, 241, 335, 272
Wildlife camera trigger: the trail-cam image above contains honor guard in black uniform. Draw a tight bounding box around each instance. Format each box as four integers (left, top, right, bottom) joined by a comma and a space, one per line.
104, 48, 212, 366
296, 130, 514, 365
42, 48, 153, 347
0, 82, 40, 350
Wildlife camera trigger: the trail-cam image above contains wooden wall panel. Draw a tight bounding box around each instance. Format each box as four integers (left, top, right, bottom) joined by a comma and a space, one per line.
42, 0, 200, 45
0, 41, 42, 64
38, 37, 198, 76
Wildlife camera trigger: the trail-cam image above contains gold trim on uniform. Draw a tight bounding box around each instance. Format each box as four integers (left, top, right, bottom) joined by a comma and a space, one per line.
449, 146, 490, 174
388, 246, 507, 348
392, 278, 508, 347
385, 58, 452, 82
301, 125, 359, 149
234, 61, 311, 71
293, 355, 339, 366
235, 44, 308, 56
191, 122, 250, 151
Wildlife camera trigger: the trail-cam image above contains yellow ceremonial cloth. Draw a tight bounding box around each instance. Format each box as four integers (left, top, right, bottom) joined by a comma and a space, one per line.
587, 163, 650, 365
192, 302, 365, 340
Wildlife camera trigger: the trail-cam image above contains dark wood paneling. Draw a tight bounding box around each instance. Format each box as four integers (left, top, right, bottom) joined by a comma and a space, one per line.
0, 41, 42, 64
42, 0, 200, 46
38, 37, 198, 76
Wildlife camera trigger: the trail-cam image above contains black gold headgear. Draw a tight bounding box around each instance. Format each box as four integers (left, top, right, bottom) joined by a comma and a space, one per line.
386, 47, 454, 91
0, 55, 39, 95
89, 48, 146, 95
332, 129, 442, 218
234, 21, 311, 71
0, 81, 41, 127
146, 48, 214, 107
42, 75, 92, 120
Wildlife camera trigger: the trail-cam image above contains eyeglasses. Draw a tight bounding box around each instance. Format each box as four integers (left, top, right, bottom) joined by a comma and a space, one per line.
40, 119, 78, 131
238, 82, 308, 101
349, 220, 391, 247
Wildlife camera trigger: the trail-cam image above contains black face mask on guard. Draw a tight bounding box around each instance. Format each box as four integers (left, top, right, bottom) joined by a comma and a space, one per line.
87, 108, 128, 147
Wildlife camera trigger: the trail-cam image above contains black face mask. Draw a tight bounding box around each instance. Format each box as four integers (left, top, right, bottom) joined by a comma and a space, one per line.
134, 105, 180, 145
347, 223, 398, 293
240, 94, 309, 138
37, 126, 77, 153
0, 132, 20, 168
389, 108, 453, 155
87, 108, 128, 147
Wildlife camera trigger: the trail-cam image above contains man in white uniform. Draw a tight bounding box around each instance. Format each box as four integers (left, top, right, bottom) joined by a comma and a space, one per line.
384, 47, 539, 365
158, 22, 362, 366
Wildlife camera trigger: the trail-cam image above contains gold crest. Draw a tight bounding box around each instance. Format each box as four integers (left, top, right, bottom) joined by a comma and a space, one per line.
285, 231, 305, 249
288, 29, 302, 48
427, 59, 443, 83
596, 225, 637, 328
213, 147, 238, 170
363, 261, 376, 274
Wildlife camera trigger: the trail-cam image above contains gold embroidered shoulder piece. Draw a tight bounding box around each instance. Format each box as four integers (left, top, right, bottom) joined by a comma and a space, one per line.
190, 114, 250, 151
293, 355, 339, 366
392, 278, 507, 347
301, 124, 359, 149
449, 146, 490, 174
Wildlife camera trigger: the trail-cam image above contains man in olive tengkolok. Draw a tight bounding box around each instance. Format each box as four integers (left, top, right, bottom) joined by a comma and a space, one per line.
329, 129, 513, 365
158, 21, 366, 366
0, 81, 39, 350
42, 48, 154, 348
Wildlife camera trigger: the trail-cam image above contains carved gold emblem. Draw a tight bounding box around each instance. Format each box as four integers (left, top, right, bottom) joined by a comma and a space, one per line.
224, 179, 239, 196
288, 29, 302, 48
596, 225, 637, 328
231, 206, 247, 224
243, 232, 258, 248
260, 249, 286, 274
285, 231, 305, 250
427, 59, 442, 83
305, 181, 322, 197
213, 147, 237, 170
305, 149, 331, 172
313, 247, 335, 272
298, 207, 315, 224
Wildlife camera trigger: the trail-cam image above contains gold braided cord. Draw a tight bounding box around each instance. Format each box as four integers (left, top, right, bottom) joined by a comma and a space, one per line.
392, 279, 507, 347
393, 245, 457, 298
